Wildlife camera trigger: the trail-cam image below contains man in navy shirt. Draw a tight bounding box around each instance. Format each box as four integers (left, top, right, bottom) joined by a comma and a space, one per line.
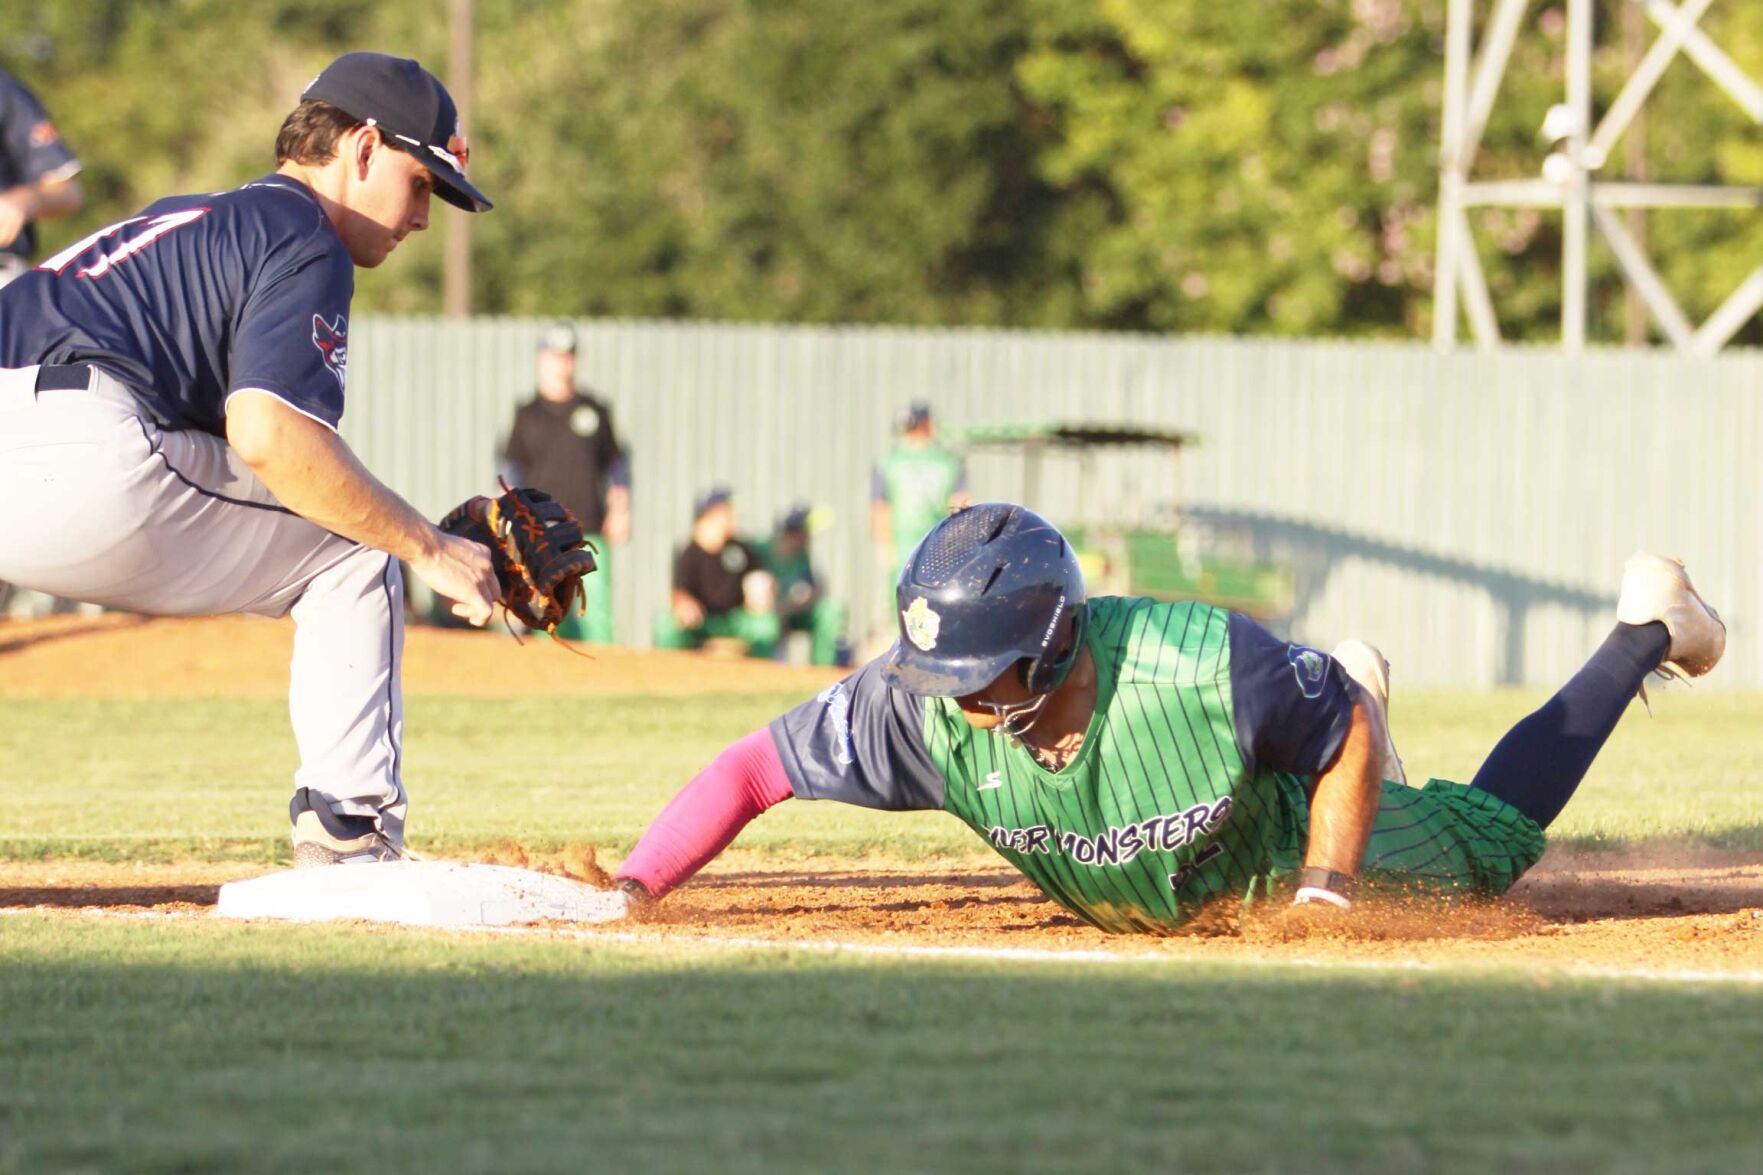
0, 68, 84, 285
0, 68, 85, 618
0, 52, 499, 866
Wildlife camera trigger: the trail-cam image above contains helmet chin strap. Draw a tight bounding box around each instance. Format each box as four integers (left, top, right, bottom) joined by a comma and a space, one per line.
985, 691, 1054, 739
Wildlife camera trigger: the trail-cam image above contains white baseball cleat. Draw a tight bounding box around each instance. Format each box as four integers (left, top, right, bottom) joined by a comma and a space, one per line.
1615, 553, 1725, 682
1330, 638, 1407, 786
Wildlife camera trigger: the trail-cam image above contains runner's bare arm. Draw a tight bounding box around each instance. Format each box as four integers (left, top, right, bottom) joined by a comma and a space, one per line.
1298, 699, 1381, 900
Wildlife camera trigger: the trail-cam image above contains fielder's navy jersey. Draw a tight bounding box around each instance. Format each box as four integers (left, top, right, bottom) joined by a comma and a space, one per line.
0, 70, 81, 262
0, 174, 353, 436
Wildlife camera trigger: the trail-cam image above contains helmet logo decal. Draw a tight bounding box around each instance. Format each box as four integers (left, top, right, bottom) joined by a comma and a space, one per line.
1039, 594, 1067, 651
903, 596, 941, 651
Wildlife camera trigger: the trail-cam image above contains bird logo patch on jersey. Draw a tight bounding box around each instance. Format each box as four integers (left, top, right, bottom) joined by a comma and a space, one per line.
1287, 644, 1329, 699
903, 596, 941, 651
311, 314, 348, 387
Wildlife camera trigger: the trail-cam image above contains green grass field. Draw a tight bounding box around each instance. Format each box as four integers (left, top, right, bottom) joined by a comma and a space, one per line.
3, 685, 1762, 1172
4, 687, 1761, 862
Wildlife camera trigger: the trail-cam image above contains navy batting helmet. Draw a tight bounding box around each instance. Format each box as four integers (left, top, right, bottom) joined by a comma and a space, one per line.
882, 502, 1087, 697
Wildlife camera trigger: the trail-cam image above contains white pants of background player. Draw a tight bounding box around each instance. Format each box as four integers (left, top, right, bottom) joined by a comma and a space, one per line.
0, 364, 407, 843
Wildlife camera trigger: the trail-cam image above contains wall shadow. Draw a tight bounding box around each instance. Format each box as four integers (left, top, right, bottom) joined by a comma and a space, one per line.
1186, 506, 1615, 685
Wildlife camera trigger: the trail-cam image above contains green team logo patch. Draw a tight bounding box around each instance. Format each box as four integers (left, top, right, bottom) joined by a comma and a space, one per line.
903, 596, 941, 651
1288, 645, 1329, 699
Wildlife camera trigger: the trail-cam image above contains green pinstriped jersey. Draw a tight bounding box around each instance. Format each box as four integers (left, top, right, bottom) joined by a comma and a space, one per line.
773, 595, 1360, 934
772, 595, 1547, 933
875, 443, 965, 556
921, 598, 1309, 933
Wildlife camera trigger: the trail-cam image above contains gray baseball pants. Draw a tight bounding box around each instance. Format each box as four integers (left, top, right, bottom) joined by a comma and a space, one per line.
0, 364, 407, 843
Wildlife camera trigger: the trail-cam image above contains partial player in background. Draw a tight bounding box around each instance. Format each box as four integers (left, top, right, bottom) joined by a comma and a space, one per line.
871, 401, 969, 593
653, 487, 780, 659
613, 504, 1724, 933
754, 504, 849, 667
0, 66, 85, 619
0, 52, 500, 867
0, 67, 82, 287
499, 322, 630, 643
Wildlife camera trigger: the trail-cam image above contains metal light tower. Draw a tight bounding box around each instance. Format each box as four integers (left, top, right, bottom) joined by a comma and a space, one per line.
1435, 0, 1763, 353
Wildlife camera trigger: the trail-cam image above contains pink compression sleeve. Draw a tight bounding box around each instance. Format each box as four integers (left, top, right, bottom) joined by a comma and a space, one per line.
615, 728, 794, 899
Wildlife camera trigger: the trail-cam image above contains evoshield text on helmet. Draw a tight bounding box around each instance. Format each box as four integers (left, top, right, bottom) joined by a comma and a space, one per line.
881, 502, 1087, 700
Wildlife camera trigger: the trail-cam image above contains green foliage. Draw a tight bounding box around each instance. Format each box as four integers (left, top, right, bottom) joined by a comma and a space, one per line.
6, 1, 1763, 341
3, 690, 1760, 864
474, 0, 1074, 324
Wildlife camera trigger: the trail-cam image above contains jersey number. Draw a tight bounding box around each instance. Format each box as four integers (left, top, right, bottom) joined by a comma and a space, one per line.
37, 208, 211, 279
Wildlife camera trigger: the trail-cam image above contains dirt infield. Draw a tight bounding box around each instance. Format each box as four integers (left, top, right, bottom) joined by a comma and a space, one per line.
0, 613, 840, 697
3, 846, 1760, 976
3, 613, 1760, 976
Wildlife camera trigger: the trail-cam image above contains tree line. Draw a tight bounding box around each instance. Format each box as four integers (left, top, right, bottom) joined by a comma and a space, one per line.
6, 0, 1761, 344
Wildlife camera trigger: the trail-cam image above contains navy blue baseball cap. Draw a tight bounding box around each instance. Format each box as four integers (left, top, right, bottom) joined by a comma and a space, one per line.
694, 486, 734, 519
302, 51, 492, 213
901, 401, 933, 430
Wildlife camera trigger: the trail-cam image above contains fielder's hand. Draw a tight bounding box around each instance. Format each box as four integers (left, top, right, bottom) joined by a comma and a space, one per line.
439, 484, 599, 633
412, 529, 500, 626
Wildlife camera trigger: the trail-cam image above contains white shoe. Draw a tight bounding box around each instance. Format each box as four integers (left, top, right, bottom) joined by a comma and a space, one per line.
1615, 554, 1725, 681
1330, 639, 1407, 786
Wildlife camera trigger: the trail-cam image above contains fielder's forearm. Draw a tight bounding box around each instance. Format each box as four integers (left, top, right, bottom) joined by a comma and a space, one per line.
226, 390, 441, 562
1301, 701, 1381, 879
3, 176, 82, 222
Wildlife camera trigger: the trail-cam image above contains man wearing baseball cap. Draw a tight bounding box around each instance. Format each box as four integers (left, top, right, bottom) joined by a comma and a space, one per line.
653, 488, 781, 658
299, 50, 491, 214
0, 52, 497, 867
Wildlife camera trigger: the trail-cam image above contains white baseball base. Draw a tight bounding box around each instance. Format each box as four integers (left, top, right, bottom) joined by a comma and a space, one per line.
215, 861, 629, 929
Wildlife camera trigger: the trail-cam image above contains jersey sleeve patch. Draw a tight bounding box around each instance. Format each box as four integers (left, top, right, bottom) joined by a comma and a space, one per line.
227, 243, 354, 430
1227, 611, 1359, 780
769, 657, 947, 812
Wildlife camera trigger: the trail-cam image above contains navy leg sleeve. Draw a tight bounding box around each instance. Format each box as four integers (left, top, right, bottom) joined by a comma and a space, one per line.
1469, 622, 1670, 830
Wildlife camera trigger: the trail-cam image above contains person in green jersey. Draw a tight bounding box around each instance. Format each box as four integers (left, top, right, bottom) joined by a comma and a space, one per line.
612, 504, 1725, 934
753, 505, 849, 667
871, 402, 969, 592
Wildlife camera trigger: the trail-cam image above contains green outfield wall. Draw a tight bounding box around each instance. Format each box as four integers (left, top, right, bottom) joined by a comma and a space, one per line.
345, 318, 1762, 688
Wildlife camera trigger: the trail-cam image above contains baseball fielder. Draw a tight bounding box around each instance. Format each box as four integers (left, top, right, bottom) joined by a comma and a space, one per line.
0, 67, 85, 618
615, 503, 1724, 931
0, 52, 499, 866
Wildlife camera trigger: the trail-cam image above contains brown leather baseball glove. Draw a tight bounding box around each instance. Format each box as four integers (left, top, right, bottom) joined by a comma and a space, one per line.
439, 483, 598, 634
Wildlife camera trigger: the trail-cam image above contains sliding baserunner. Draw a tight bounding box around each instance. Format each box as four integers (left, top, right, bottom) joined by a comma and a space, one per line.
612, 503, 1723, 933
